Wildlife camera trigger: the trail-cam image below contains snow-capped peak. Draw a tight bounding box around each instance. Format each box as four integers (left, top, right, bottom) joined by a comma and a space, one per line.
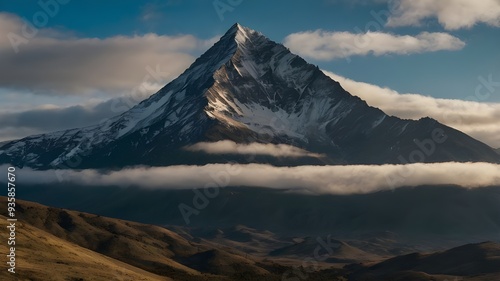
1, 23, 499, 169
222, 23, 267, 48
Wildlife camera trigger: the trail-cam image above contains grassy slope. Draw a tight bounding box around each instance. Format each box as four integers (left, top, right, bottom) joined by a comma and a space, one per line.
0, 197, 281, 280
0, 214, 171, 281
2, 196, 499, 281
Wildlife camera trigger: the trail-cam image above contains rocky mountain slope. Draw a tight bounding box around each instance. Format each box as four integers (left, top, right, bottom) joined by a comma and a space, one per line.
1, 23, 499, 169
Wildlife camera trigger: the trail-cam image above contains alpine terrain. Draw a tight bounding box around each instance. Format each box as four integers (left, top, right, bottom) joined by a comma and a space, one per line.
1, 23, 499, 169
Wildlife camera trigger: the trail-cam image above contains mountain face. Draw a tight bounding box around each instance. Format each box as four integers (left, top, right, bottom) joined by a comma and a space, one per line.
1, 23, 499, 169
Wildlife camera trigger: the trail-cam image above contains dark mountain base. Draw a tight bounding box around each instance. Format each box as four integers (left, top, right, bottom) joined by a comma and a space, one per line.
6, 183, 500, 249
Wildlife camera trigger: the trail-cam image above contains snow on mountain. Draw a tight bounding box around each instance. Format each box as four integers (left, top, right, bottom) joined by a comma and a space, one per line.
1, 23, 499, 169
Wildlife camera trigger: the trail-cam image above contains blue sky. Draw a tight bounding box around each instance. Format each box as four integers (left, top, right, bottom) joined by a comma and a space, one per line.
0, 0, 499, 146
2, 0, 499, 101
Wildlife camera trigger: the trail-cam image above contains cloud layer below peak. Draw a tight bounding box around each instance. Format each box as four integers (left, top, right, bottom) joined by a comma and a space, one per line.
5, 162, 500, 195
184, 141, 325, 158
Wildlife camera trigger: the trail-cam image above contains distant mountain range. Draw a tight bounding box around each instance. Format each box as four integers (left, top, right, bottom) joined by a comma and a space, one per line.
349, 241, 500, 280
15, 183, 500, 246
1, 23, 499, 169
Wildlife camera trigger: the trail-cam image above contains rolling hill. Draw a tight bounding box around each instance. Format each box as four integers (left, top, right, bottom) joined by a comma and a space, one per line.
2, 197, 500, 280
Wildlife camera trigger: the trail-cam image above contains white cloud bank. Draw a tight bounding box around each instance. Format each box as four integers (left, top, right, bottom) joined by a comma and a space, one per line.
323, 71, 500, 148
283, 30, 464, 60
5, 162, 500, 195
184, 141, 325, 158
387, 0, 500, 30
0, 12, 216, 95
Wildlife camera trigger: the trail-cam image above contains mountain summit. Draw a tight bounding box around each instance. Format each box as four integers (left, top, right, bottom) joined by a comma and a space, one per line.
1, 23, 499, 169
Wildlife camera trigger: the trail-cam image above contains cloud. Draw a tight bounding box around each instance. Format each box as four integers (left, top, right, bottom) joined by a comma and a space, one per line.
386, 0, 500, 30
184, 141, 325, 158
140, 2, 165, 22
0, 12, 217, 95
5, 162, 500, 195
283, 30, 465, 60
140, 0, 181, 22
323, 71, 500, 148
0, 97, 134, 141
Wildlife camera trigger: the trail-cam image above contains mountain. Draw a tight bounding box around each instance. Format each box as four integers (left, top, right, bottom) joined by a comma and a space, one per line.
350, 241, 500, 280
15, 183, 500, 246
1, 23, 499, 169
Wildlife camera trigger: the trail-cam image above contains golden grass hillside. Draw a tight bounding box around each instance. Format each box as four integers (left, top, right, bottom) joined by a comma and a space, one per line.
0, 197, 283, 281
0, 213, 171, 281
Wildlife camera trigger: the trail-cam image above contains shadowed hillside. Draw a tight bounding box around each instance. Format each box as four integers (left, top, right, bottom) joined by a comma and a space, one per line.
0, 214, 171, 281
0, 197, 347, 281
2, 197, 499, 281
349, 242, 500, 280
